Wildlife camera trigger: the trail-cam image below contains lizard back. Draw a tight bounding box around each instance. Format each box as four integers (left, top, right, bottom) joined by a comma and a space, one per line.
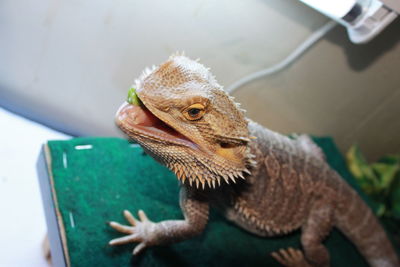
220, 120, 341, 237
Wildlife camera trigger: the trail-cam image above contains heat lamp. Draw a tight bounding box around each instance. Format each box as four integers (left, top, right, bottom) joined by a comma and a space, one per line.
299, 0, 399, 43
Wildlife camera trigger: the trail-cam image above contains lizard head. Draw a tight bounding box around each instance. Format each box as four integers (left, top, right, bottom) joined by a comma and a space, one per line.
116, 53, 255, 189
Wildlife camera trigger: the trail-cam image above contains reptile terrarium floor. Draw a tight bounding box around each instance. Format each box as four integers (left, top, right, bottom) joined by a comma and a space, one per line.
38, 137, 379, 266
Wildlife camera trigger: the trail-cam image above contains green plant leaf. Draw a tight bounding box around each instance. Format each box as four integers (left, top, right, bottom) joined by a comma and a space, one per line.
346, 145, 378, 184
391, 192, 400, 219
376, 204, 386, 217
390, 173, 400, 220
379, 154, 400, 165
371, 162, 400, 191
127, 87, 143, 106
346, 145, 364, 179
347, 145, 400, 221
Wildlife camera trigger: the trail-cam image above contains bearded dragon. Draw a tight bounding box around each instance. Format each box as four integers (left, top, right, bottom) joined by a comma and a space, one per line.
108, 54, 399, 267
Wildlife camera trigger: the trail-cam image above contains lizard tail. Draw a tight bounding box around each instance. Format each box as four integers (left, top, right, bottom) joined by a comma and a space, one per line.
334, 184, 399, 267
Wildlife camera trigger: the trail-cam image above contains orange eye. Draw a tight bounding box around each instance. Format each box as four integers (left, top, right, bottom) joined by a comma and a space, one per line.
183, 103, 205, 121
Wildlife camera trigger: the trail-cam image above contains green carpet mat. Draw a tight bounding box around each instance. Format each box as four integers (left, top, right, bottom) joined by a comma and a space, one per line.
40, 137, 380, 266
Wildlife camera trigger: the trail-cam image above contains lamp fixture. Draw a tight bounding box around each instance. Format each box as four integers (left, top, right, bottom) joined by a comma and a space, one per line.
299, 0, 399, 43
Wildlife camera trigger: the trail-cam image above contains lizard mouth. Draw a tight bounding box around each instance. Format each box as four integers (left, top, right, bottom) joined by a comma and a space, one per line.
116, 102, 198, 150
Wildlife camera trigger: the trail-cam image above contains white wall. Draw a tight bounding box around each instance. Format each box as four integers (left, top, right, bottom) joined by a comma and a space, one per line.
1, 0, 399, 160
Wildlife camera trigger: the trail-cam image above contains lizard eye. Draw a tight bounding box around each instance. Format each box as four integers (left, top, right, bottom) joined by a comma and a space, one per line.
188, 108, 200, 116
183, 103, 205, 121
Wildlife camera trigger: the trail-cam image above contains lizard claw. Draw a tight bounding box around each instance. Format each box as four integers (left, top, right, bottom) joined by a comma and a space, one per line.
132, 242, 146, 255
271, 247, 311, 267
108, 209, 155, 255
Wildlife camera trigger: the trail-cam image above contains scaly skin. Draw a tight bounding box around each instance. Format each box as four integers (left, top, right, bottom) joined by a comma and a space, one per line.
109, 54, 399, 267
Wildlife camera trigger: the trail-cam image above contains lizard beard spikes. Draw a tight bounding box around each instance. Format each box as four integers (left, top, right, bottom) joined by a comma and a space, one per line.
168, 146, 256, 190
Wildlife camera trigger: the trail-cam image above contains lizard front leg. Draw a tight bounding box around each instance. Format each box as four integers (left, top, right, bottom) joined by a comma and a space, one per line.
108, 186, 209, 255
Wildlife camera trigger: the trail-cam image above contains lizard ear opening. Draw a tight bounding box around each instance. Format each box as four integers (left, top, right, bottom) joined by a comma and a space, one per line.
215, 142, 248, 166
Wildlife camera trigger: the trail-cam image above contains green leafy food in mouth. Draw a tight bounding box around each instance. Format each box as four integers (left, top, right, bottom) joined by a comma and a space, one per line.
127, 87, 143, 106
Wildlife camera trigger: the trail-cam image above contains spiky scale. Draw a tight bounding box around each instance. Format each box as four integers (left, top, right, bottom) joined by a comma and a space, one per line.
243, 168, 251, 175
237, 173, 245, 180
229, 173, 236, 183
223, 176, 229, 184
